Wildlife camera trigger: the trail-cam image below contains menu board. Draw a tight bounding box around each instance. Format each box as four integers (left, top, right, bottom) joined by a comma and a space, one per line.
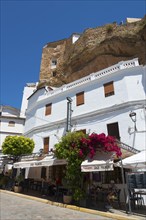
127, 172, 146, 189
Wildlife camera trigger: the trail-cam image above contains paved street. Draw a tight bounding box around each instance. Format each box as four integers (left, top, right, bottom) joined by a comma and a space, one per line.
0, 192, 112, 220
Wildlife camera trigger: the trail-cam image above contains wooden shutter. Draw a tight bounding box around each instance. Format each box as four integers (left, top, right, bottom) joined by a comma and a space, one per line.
76, 92, 84, 106
45, 103, 52, 115
43, 137, 49, 154
104, 81, 114, 97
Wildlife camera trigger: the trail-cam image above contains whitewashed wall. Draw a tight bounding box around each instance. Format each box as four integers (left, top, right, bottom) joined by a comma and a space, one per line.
24, 59, 146, 153
20, 83, 37, 117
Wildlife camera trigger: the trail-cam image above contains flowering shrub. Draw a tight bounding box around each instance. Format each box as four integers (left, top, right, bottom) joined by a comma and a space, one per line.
55, 132, 121, 201
80, 133, 122, 159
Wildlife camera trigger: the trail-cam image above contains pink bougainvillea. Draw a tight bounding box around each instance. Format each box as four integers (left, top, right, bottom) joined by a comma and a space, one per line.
79, 133, 122, 159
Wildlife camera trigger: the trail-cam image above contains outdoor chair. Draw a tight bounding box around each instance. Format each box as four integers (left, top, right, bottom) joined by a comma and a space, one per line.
128, 189, 144, 209
22, 179, 29, 192
89, 189, 97, 206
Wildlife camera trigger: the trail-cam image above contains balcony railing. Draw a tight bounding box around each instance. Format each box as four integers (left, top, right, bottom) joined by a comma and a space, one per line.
116, 140, 140, 154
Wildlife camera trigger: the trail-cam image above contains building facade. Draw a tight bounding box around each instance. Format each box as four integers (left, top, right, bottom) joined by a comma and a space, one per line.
24, 58, 146, 154
0, 83, 36, 151
0, 106, 25, 150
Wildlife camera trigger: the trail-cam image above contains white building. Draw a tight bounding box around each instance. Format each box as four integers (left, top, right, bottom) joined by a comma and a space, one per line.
20, 82, 37, 117
0, 105, 25, 150
24, 58, 146, 154
0, 83, 37, 150
126, 17, 141, 23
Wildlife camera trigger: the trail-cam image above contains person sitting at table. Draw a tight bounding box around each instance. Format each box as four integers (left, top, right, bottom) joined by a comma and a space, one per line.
107, 180, 118, 208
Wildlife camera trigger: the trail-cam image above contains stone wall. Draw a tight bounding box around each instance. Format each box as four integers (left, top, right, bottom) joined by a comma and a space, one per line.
39, 16, 146, 88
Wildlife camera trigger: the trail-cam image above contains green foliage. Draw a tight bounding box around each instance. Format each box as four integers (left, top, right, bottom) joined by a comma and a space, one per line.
0, 175, 9, 187
55, 131, 87, 201
15, 174, 24, 186
55, 131, 87, 159
2, 136, 35, 156
106, 24, 113, 33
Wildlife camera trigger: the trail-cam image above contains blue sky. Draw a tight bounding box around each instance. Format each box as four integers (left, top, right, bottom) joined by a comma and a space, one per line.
1, 0, 145, 110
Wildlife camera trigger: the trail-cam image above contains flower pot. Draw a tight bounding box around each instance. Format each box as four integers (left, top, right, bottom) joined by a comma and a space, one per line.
14, 186, 22, 193
63, 195, 72, 204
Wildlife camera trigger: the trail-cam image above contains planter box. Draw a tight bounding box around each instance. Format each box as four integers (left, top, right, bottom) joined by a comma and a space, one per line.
63, 195, 72, 204
14, 186, 22, 193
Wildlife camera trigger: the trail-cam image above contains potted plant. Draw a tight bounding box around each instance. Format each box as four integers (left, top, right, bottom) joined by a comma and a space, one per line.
14, 174, 24, 193
63, 189, 72, 204
61, 178, 73, 204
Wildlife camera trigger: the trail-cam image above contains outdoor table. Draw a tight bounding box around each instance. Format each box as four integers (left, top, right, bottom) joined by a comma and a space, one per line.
134, 190, 146, 196
134, 189, 146, 206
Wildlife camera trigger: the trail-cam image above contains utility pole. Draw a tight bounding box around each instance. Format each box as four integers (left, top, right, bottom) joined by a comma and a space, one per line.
66, 97, 73, 132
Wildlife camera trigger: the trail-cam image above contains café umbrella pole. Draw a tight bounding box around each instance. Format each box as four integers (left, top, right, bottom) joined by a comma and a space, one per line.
120, 157, 131, 214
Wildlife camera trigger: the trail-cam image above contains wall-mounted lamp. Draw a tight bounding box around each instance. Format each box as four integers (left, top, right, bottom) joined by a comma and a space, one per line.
66, 97, 73, 102
129, 111, 137, 131
39, 148, 43, 156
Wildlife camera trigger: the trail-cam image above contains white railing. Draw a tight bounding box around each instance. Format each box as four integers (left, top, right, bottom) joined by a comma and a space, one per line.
46, 58, 139, 97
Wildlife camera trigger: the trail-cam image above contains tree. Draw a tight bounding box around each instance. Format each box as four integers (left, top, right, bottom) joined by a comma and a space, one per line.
2, 136, 35, 158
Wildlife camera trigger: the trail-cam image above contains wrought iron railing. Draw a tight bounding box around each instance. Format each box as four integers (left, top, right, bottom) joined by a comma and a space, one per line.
116, 140, 140, 154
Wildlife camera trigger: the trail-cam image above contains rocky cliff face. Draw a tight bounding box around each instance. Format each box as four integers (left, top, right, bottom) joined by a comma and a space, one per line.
39, 16, 146, 88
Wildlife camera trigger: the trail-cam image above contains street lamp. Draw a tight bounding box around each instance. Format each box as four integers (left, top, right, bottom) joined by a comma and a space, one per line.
66, 97, 72, 103
129, 111, 137, 131
66, 97, 73, 132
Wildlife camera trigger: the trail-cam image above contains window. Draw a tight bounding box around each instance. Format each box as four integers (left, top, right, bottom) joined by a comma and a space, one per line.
45, 103, 52, 116
104, 81, 114, 97
51, 59, 57, 67
76, 91, 84, 106
107, 122, 120, 140
43, 137, 49, 154
52, 71, 57, 77
8, 121, 15, 127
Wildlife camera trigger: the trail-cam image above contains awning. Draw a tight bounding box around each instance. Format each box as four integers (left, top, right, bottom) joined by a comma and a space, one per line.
115, 150, 146, 170
13, 156, 67, 169
81, 152, 114, 172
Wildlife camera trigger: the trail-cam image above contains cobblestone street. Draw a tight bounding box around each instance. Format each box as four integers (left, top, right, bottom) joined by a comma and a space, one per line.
0, 192, 112, 220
